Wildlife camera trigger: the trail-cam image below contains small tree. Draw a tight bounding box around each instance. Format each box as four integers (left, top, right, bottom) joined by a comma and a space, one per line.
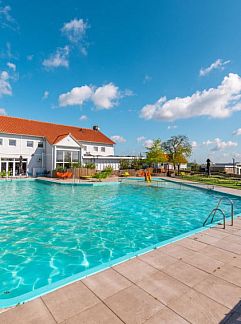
119, 159, 131, 170
146, 139, 167, 171
162, 135, 192, 175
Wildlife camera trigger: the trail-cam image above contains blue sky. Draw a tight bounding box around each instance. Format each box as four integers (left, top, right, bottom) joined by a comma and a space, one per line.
1, 0, 241, 162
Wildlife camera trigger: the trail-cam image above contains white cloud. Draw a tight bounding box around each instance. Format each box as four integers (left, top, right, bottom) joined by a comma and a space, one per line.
144, 139, 154, 148
0, 71, 12, 96
92, 84, 120, 109
42, 91, 49, 100
0, 4, 18, 30
199, 59, 230, 77
59, 83, 123, 110
137, 136, 146, 143
79, 115, 88, 121
0, 107, 7, 115
61, 18, 88, 43
167, 125, 177, 130
203, 138, 237, 151
61, 18, 89, 55
140, 73, 241, 121
191, 141, 198, 148
7, 62, 16, 71
233, 128, 241, 136
111, 135, 126, 143
59, 85, 92, 106
43, 46, 70, 69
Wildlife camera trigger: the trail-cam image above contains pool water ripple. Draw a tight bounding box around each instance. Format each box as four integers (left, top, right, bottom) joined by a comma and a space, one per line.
1, 179, 241, 303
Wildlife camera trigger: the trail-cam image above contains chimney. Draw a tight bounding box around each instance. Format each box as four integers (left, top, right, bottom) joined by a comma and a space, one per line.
93, 125, 100, 131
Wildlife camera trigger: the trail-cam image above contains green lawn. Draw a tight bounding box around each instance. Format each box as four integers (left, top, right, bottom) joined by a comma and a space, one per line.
180, 174, 241, 190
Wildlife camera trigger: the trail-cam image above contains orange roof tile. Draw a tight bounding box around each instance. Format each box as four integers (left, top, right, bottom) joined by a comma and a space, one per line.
0, 116, 115, 145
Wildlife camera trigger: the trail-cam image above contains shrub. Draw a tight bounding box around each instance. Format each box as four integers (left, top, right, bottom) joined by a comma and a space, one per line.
84, 162, 96, 169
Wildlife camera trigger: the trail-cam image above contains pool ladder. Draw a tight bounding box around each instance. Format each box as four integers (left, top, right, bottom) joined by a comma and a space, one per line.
203, 197, 234, 229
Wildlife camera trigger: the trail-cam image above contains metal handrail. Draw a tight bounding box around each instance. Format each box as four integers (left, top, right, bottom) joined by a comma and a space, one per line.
211, 197, 234, 226
203, 196, 234, 228
204, 208, 226, 229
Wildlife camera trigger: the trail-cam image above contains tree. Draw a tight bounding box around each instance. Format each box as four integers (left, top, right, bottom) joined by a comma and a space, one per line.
146, 139, 167, 170
162, 135, 192, 175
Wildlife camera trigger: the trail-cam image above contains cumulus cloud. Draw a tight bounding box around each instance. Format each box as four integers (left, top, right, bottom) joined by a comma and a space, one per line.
92, 84, 119, 109
0, 71, 12, 96
59, 85, 92, 106
203, 138, 237, 151
79, 115, 88, 121
42, 46, 70, 69
42, 91, 49, 100
0, 107, 7, 115
199, 59, 230, 77
59, 83, 123, 109
233, 128, 241, 136
7, 62, 16, 71
111, 135, 126, 143
140, 73, 241, 122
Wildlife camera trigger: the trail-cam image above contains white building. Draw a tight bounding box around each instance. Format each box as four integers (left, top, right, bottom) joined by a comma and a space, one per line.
0, 116, 133, 176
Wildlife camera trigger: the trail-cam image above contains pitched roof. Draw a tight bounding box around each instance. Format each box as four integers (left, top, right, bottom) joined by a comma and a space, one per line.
0, 116, 115, 145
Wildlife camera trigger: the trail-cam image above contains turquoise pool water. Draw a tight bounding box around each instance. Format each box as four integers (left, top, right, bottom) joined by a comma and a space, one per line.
1, 179, 241, 306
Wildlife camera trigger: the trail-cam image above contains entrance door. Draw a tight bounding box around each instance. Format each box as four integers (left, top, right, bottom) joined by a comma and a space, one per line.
8, 162, 14, 176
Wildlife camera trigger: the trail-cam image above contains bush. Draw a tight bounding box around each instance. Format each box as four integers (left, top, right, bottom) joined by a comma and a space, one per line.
103, 166, 113, 176
119, 160, 131, 170
84, 162, 96, 169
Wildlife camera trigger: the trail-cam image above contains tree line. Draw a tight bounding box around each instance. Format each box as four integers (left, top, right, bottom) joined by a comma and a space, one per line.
120, 135, 192, 174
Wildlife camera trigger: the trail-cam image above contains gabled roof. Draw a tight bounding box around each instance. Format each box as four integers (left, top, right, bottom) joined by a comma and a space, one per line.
0, 116, 115, 145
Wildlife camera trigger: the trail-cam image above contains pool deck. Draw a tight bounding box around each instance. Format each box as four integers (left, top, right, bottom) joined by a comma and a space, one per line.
1, 180, 241, 323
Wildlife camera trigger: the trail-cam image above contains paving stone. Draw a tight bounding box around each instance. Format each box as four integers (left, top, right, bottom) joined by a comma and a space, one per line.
168, 289, 229, 324
144, 307, 189, 324
181, 251, 224, 273
113, 258, 158, 283
213, 264, 241, 287
161, 260, 209, 287
176, 238, 207, 251
42, 281, 100, 323
201, 245, 239, 263
138, 250, 177, 270
0, 299, 56, 324
105, 285, 164, 324
63, 303, 123, 324
137, 270, 191, 306
82, 268, 132, 300
194, 275, 241, 309
161, 244, 196, 260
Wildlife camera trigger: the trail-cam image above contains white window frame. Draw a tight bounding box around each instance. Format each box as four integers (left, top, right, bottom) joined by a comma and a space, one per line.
0, 138, 3, 145
94, 146, 98, 152
101, 147, 105, 152
9, 139, 16, 146
27, 140, 34, 147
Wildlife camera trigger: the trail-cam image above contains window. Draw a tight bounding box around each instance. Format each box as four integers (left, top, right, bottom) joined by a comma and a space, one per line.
56, 150, 64, 162
56, 150, 80, 168
0, 139, 2, 145
38, 142, 44, 148
101, 147, 105, 152
27, 141, 33, 147
9, 139, 16, 146
83, 145, 87, 151
94, 146, 98, 152
72, 151, 79, 162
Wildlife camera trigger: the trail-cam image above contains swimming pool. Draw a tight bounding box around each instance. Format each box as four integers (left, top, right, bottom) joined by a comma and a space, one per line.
1, 179, 241, 307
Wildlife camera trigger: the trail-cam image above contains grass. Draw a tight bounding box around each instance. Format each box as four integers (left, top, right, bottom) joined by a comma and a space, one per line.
180, 174, 241, 190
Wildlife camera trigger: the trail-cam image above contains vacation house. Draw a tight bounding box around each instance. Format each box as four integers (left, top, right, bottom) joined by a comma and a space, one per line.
0, 116, 132, 176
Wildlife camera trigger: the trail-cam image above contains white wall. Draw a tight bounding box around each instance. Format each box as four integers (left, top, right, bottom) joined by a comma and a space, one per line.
80, 141, 114, 157
0, 133, 46, 174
